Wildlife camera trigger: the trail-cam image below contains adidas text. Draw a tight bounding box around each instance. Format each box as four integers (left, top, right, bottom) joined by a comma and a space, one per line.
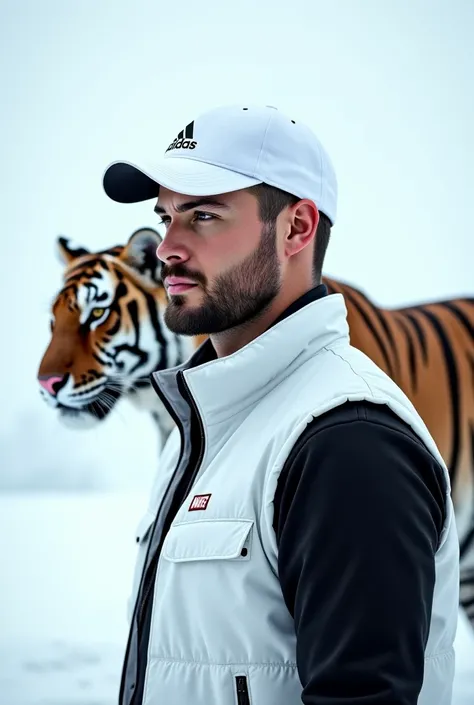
166, 138, 197, 152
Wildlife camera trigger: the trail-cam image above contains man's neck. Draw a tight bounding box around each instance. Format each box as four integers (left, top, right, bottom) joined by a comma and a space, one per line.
210, 306, 285, 358
210, 282, 324, 359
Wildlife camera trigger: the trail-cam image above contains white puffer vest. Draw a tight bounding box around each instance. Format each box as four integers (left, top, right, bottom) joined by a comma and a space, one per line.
129, 292, 459, 705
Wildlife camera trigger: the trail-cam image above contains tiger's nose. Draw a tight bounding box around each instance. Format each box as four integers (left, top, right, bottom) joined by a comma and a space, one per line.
38, 374, 66, 396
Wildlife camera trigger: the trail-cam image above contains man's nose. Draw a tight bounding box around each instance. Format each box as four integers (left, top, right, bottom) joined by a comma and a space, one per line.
156, 231, 189, 263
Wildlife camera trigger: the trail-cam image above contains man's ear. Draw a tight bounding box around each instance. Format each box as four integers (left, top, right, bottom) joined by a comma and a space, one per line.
56, 236, 90, 265
119, 227, 163, 285
285, 200, 319, 257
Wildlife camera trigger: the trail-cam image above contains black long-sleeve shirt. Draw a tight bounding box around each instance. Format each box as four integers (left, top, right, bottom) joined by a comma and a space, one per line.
273, 399, 446, 705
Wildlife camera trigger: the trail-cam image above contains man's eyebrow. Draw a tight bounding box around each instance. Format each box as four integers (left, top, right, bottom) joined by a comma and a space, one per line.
154, 198, 230, 216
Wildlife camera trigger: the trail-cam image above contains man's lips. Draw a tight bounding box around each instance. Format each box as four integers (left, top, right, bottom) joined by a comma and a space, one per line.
164, 276, 199, 295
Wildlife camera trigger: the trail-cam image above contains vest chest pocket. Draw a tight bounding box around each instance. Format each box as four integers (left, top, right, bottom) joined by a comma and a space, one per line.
162, 519, 253, 563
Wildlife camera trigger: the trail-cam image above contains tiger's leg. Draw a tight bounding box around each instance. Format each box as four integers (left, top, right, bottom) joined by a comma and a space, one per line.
459, 510, 474, 630
453, 433, 474, 630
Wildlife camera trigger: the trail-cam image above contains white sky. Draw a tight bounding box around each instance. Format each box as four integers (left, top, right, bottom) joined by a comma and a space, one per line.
1, 0, 472, 491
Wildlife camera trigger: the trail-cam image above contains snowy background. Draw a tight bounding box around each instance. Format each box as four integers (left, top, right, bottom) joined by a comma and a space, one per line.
1, 0, 473, 703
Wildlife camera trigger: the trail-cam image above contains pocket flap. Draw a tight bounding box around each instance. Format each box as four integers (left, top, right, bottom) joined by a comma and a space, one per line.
163, 519, 253, 562
135, 511, 155, 544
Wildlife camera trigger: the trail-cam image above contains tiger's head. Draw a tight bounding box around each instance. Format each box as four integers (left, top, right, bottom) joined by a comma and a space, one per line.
37, 227, 195, 431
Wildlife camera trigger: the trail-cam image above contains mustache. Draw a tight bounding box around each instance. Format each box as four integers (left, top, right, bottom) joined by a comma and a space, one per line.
160, 262, 206, 286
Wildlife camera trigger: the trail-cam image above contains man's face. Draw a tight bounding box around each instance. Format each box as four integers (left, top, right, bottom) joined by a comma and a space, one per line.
155, 187, 282, 336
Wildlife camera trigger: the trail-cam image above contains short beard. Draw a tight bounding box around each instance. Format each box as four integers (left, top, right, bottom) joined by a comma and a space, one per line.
163, 221, 281, 336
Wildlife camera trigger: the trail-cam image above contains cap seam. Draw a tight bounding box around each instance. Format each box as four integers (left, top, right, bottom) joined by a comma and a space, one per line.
253, 112, 274, 177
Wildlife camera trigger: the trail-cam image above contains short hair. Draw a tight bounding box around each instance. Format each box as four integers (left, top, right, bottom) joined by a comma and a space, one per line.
248, 183, 331, 283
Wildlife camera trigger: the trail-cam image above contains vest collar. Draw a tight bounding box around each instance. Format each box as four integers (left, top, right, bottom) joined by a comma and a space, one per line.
152, 291, 349, 427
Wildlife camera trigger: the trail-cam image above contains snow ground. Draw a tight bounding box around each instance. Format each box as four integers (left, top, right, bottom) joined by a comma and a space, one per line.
1, 494, 145, 705
1, 493, 473, 704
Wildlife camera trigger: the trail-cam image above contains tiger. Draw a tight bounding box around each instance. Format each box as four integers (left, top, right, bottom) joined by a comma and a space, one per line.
37, 227, 205, 443
37, 226, 474, 628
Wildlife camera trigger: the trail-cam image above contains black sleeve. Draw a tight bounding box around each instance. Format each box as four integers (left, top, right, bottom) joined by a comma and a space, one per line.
273, 401, 446, 705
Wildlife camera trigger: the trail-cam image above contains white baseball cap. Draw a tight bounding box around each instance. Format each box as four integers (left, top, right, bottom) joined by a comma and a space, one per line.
103, 104, 338, 225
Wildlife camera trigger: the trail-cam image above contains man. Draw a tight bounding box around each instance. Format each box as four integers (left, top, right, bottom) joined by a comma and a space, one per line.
103, 104, 459, 705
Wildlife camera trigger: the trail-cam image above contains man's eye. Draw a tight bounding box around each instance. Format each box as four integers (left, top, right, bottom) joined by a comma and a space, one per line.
193, 211, 215, 222
157, 212, 215, 228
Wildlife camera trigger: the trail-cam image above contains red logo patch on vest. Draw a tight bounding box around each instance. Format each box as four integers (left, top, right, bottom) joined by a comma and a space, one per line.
188, 494, 212, 511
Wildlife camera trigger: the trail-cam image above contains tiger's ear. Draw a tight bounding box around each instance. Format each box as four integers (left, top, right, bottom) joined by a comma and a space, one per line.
56, 236, 90, 265
119, 227, 163, 286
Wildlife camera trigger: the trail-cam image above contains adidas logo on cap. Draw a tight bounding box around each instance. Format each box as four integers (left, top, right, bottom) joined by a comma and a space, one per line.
166, 121, 197, 153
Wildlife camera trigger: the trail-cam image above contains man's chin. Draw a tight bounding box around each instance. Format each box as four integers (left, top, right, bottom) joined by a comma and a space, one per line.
163, 298, 271, 337
163, 301, 210, 336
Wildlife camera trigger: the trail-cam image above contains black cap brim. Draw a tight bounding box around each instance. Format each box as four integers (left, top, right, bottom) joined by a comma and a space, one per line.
103, 163, 161, 203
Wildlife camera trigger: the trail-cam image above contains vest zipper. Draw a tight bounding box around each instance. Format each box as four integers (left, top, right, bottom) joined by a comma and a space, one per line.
149, 371, 186, 469
136, 372, 187, 626
119, 372, 186, 705
178, 371, 205, 473
125, 370, 206, 705
235, 675, 251, 705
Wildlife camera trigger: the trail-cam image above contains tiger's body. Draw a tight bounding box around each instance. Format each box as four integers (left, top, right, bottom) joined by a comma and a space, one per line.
38, 228, 474, 627
324, 278, 474, 565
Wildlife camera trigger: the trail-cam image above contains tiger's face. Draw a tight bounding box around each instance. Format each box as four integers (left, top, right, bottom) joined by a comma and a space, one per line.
37, 227, 189, 430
